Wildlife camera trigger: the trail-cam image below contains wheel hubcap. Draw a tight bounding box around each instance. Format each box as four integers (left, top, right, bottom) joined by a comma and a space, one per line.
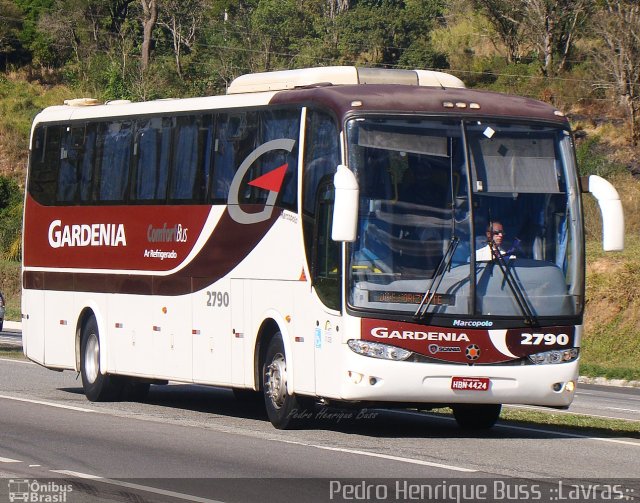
265, 353, 287, 409
85, 333, 100, 384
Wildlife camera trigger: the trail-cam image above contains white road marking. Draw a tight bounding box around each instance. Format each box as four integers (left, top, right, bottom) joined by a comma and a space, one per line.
277, 438, 476, 473
0, 394, 98, 413
50, 470, 226, 503
0, 457, 22, 463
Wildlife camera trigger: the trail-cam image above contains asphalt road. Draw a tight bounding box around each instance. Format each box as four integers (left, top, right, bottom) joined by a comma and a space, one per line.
0, 345, 639, 502
2, 327, 639, 421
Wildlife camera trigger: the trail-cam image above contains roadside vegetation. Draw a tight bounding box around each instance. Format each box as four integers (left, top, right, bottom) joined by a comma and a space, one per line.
0, 0, 639, 381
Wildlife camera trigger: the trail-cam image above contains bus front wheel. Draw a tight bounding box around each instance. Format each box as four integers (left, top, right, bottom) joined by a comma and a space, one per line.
452, 404, 502, 429
262, 333, 312, 429
80, 316, 123, 401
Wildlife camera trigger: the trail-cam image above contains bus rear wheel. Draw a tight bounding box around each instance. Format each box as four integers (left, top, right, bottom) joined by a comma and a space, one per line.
452, 404, 502, 429
262, 333, 312, 429
80, 316, 124, 401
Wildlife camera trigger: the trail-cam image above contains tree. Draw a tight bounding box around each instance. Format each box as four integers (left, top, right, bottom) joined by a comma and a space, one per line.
158, 0, 206, 79
471, 0, 526, 64
250, 0, 315, 71
521, 0, 593, 77
593, 0, 640, 145
0, 1, 25, 69
140, 0, 157, 71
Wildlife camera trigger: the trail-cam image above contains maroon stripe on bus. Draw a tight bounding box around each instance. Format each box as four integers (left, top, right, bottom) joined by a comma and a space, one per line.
23, 207, 281, 296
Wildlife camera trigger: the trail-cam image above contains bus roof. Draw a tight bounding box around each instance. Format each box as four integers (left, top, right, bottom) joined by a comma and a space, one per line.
32, 67, 566, 127
226, 66, 466, 94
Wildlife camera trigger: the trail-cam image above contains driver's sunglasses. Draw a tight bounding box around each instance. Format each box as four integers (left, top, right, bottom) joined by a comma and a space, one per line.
492, 229, 504, 235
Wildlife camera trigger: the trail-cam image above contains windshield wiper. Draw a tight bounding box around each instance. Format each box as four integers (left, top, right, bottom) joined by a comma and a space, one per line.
488, 242, 538, 326
414, 236, 459, 320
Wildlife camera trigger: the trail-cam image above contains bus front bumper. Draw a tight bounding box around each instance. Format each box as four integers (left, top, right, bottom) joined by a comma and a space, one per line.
337, 352, 579, 408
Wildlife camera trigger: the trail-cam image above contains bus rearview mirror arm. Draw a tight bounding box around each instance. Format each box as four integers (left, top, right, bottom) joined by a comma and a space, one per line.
332, 165, 359, 242
580, 175, 624, 251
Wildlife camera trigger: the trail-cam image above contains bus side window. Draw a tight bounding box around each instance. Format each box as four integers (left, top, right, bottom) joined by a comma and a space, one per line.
169, 116, 201, 201
313, 182, 341, 311
133, 117, 171, 202
256, 108, 300, 209
29, 125, 60, 206
97, 121, 134, 202
211, 112, 258, 202
198, 114, 215, 202
57, 126, 85, 203
79, 124, 97, 203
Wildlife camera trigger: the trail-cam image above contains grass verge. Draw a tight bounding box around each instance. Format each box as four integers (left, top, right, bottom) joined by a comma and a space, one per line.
0, 347, 25, 359
500, 407, 640, 437
426, 407, 639, 437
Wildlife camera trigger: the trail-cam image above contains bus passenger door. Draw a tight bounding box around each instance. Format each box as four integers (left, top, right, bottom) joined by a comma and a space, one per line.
192, 279, 232, 386
310, 185, 344, 397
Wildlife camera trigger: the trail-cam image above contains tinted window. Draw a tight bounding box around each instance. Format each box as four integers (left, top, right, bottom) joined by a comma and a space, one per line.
97, 121, 133, 202
212, 112, 258, 201
134, 117, 171, 201
169, 116, 199, 201
28, 125, 60, 205
57, 126, 85, 202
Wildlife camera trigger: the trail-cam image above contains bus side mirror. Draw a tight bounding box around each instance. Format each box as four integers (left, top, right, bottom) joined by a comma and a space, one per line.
580, 175, 624, 251
332, 165, 359, 242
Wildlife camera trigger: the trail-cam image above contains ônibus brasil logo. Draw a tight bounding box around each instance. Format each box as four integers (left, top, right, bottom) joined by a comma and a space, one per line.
227, 139, 295, 224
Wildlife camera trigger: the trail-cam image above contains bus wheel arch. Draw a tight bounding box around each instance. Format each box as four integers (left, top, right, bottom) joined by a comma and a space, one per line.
253, 317, 291, 392
261, 331, 312, 429
78, 311, 123, 401
75, 307, 98, 373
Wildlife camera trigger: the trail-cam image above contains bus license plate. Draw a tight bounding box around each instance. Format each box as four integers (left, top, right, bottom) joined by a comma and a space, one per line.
451, 377, 490, 391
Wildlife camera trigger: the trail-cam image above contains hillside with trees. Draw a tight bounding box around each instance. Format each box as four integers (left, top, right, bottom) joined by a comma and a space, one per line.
1, 0, 639, 378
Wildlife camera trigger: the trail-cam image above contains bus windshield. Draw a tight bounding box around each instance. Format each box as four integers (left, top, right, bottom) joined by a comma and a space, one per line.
346, 117, 584, 320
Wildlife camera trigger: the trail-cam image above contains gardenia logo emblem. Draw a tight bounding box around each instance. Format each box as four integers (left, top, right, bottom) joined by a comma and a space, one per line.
48, 220, 126, 248
370, 327, 470, 342
227, 139, 295, 224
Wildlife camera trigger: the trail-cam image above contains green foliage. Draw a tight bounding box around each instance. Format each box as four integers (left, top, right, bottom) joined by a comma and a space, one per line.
575, 135, 626, 178
0, 260, 21, 320
0, 177, 23, 261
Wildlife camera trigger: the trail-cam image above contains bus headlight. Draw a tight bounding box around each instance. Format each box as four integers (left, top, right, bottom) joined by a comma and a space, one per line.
528, 348, 579, 365
347, 340, 412, 361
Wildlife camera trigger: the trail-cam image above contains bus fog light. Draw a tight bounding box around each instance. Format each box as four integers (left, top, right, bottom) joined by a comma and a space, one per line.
348, 371, 363, 384
565, 381, 575, 392
347, 340, 412, 361
528, 348, 579, 365
552, 382, 563, 392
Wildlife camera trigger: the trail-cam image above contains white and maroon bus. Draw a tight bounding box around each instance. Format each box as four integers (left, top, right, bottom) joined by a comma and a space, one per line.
22, 67, 624, 429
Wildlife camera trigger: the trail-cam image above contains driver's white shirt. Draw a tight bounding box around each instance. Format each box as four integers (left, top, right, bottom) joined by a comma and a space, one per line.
475, 244, 506, 261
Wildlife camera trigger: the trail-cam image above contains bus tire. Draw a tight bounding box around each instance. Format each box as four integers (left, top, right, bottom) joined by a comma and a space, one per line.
452, 404, 502, 429
80, 316, 123, 402
262, 333, 312, 429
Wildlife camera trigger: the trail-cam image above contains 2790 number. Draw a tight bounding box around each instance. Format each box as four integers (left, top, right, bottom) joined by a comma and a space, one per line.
521, 333, 570, 346
206, 291, 229, 307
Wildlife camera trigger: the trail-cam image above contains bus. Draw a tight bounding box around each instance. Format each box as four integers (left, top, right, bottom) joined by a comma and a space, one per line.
22, 66, 624, 429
